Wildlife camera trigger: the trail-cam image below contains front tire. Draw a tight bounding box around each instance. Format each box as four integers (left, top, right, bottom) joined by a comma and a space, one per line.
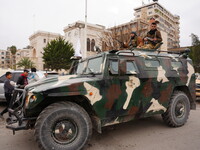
162, 91, 190, 127
35, 101, 92, 150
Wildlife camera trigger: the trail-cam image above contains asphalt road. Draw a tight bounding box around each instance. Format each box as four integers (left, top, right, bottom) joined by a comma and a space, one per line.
0, 102, 200, 150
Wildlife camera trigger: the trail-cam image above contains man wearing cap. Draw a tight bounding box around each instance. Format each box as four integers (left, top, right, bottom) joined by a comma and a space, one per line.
143, 22, 162, 49
124, 32, 143, 49
17, 69, 29, 89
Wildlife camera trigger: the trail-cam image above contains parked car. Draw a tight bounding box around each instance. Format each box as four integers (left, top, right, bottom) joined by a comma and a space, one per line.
196, 74, 200, 100
6, 49, 196, 150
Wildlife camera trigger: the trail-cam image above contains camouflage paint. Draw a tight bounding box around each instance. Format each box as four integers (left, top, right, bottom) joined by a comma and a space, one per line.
16, 49, 196, 129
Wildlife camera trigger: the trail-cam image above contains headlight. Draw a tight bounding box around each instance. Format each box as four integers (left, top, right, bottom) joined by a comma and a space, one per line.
25, 92, 37, 108
29, 95, 37, 103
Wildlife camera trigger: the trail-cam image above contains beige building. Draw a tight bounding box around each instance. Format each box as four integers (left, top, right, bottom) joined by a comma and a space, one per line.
134, 1, 180, 49
0, 50, 9, 69
29, 31, 62, 70
64, 21, 107, 57
15, 48, 32, 69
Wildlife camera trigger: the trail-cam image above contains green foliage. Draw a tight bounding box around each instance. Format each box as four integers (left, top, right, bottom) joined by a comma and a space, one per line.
17, 57, 35, 69
10, 45, 17, 55
43, 37, 74, 71
189, 34, 200, 72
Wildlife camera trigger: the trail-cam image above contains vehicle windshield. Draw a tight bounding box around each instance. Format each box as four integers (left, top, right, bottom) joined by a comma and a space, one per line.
76, 56, 103, 75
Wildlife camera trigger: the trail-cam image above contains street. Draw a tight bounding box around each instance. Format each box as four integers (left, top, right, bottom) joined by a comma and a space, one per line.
0, 102, 200, 150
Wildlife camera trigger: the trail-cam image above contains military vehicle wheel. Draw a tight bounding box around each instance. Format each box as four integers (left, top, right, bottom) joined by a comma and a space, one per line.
35, 101, 92, 150
162, 91, 190, 127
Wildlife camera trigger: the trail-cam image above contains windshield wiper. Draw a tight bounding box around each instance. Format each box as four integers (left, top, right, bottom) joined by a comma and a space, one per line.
88, 68, 96, 76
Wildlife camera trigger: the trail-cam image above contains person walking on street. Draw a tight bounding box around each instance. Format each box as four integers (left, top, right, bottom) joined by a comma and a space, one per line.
17, 69, 29, 89
0, 72, 15, 120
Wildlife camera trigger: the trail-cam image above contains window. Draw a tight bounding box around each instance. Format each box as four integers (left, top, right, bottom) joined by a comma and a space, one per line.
1, 57, 4, 59
149, 11, 152, 15
171, 61, 182, 69
87, 38, 90, 51
91, 39, 95, 52
1, 52, 4, 55
13, 73, 22, 82
126, 61, 137, 74
44, 39, 46, 43
110, 60, 118, 75
145, 60, 160, 68
0, 74, 6, 83
76, 61, 86, 74
86, 57, 103, 74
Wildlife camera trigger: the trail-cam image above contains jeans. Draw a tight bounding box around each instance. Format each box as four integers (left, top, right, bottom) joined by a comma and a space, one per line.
0, 93, 12, 116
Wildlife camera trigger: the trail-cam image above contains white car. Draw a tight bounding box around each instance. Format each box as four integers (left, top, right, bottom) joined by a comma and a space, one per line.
0, 71, 47, 101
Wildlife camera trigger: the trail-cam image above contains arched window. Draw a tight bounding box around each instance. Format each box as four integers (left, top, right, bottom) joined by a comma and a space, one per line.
87, 38, 90, 51
33, 48, 36, 58
91, 39, 95, 52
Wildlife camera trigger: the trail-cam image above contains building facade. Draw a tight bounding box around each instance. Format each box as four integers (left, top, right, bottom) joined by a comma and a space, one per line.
0, 50, 10, 69
134, 1, 180, 49
29, 31, 62, 70
64, 21, 107, 57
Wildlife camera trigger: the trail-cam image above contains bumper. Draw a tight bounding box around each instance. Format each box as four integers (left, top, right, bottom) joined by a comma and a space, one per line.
5, 88, 36, 134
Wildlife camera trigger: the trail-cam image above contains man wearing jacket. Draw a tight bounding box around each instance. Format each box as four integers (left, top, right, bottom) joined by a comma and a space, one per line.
17, 69, 29, 89
143, 22, 162, 49
0, 72, 15, 120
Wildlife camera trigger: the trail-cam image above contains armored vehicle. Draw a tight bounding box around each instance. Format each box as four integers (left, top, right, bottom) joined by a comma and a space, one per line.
6, 49, 196, 150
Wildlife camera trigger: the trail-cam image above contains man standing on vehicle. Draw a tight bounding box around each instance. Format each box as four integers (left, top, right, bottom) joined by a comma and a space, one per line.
17, 69, 29, 88
0, 72, 15, 120
143, 22, 162, 49
123, 31, 143, 49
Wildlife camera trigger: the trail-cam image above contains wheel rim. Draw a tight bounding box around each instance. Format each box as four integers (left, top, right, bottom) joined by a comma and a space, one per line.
175, 101, 185, 118
52, 119, 78, 144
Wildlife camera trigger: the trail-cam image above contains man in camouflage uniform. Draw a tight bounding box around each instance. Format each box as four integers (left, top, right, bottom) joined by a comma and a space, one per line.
124, 32, 143, 49
143, 22, 162, 49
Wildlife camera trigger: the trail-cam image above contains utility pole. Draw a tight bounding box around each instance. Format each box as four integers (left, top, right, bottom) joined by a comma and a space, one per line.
83, 0, 88, 59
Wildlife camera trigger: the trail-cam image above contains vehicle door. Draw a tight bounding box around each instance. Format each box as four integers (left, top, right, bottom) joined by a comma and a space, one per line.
0, 74, 6, 99
93, 55, 142, 125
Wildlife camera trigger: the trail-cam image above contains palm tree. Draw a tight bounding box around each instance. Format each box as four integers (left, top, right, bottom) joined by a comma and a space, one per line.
10, 45, 17, 69
17, 57, 35, 69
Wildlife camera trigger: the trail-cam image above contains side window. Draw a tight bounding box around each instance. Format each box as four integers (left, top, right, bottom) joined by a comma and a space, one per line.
126, 61, 137, 74
171, 61, 182, 70
109, 60, 118, 75
0, 74, 6, 83
13, 73, 21, 82
145, 60, 160, 68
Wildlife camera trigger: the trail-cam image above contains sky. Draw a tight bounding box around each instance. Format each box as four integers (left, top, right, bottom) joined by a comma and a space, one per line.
0, 0, 200, 50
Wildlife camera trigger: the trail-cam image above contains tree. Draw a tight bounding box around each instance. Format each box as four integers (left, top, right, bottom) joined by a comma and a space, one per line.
43, 37, 74, 71
9, 45, 17, 69
10, 45, 17, 55
189, 34, 200, 72
17, 57, 35, 69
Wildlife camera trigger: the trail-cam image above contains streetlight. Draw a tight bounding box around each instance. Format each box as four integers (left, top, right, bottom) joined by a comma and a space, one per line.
83, 0, 88, 59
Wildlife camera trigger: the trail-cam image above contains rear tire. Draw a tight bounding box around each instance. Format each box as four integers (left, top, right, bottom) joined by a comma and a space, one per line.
35, 101, 92, 150
162, 91, 190, 127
